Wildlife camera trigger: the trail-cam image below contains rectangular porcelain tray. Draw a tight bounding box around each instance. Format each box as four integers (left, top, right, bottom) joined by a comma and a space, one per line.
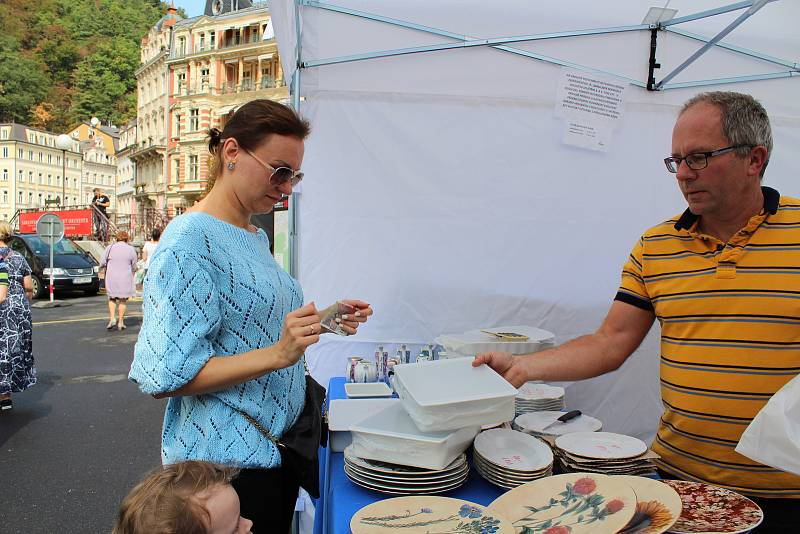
349, 403, 478, 470
344, 382, 393, 398
328, 398, 400, 452
394, 358, 517, 432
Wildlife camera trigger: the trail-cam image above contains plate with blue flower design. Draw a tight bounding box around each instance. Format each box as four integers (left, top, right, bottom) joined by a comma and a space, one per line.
351, 496, 515, 533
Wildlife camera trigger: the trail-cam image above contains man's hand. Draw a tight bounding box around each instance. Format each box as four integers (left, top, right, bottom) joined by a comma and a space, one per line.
472, 352, 528, 388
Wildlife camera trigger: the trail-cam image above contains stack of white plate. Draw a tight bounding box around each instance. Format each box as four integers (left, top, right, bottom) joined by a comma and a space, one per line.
515, 383, 565, 415
343, 446, 469, 495
472, 428, 553, 489
553, 431, 657, 475
513, 410, 602, 437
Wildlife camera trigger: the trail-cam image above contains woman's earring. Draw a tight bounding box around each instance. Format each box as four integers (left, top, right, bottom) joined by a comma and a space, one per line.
227, 161, 235, 170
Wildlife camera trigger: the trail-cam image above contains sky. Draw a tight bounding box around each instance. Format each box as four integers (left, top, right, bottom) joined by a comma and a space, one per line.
178, 0, 207, 18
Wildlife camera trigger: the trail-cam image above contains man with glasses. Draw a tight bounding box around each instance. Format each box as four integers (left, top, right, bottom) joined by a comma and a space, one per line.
476, 91, 797, 527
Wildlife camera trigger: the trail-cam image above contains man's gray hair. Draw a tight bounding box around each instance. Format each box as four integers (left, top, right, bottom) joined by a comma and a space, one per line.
681, 91, 772, 178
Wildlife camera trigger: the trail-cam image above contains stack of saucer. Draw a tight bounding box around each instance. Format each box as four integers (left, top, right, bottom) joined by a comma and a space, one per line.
472, 429, 553, 489
515, 383, 565, 415
343, 446, 470, 495
513, 410, 602, 437
553, 431, 658, 476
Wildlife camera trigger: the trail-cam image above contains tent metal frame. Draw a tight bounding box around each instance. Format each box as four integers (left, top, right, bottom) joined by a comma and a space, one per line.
286, 0, 798, 275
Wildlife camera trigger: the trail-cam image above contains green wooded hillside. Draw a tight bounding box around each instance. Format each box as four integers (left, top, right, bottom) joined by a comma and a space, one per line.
0, 0, 186, 132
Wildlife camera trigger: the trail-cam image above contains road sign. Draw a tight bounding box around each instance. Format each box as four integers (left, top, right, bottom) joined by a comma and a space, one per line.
36, 213, 65, 245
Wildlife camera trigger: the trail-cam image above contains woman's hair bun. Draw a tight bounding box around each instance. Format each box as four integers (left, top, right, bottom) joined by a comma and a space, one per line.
208, 127, 223, 152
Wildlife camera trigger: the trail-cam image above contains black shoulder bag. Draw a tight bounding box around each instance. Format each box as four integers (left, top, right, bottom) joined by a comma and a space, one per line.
236, 362, 328, 498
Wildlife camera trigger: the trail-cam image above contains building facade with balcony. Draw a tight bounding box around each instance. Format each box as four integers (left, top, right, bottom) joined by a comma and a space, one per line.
115, 121, 137, 231
0, 124, 82, 222
165, 0, 288, 214
132, 5, 182, 236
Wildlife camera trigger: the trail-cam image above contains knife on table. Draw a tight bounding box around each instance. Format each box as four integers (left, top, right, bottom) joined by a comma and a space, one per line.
539, 409, 582, 431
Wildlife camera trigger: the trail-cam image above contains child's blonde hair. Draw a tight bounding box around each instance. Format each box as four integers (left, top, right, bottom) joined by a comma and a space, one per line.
113, 461, 239, 534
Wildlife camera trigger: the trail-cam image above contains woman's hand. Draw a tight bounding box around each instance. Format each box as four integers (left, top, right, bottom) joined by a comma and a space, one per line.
274, 302, 321, 368
337, 299, 373, 335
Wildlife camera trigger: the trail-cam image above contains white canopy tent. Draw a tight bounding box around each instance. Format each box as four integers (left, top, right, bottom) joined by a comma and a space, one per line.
269, 0, 800, 442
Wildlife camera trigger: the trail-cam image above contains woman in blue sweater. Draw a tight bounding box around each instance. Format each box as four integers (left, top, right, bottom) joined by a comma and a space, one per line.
130, 99, 372, 532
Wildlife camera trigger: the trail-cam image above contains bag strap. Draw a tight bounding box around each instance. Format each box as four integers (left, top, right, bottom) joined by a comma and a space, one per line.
235, 357, 311, 445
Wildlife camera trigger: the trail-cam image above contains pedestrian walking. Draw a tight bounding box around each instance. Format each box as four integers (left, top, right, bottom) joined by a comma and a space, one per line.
140, 228, 160, 278
100, 230, 138, 330
129, 99, 373, 533
0, 222, 35, 412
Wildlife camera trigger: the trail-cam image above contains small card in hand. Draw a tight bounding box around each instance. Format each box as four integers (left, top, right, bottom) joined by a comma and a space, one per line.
319, 301, 356, 336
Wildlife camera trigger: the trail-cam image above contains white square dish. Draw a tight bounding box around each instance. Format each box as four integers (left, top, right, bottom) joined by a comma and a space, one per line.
344, 382, 393, 398
393, 358, 518, 432
349, 403, 479, 470
328, 398, 400, 452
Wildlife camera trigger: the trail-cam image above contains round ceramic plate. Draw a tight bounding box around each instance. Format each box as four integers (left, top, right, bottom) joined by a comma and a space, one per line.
351, 496, 516, 533
473, 429, 554, 471
661, 480, 763, 534
488, 472, 637, 533
344, 446, 467, 476
555, 431, 648, 460
517, 382, 565, 400
615, 476, 682, 534
473, 453, 550, 480
345, 458, 469, 483
516, 410, 603, 435
345, 467, 469, 496
345, 462, 469, 486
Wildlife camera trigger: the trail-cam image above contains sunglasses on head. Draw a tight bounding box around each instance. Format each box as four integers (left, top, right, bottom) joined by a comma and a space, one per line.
241, 148, 304, 187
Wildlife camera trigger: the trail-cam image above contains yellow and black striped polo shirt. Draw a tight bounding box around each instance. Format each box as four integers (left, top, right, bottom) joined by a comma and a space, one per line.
617, 186, 800, 498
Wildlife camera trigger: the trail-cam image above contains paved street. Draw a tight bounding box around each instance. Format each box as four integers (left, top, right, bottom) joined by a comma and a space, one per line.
0, 294, 166, 533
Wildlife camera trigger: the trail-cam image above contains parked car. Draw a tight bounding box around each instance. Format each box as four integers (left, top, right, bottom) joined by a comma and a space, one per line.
7, 233, 100, 298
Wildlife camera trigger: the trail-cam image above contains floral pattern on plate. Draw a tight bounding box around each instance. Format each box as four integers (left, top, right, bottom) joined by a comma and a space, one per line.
615, 476, 682, 534
487, 473, 636, 534
661, 480, 763, 533
350, 496, 515, 533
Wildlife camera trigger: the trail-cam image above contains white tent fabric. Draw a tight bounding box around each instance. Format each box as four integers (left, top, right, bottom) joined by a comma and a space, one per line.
270, 0, 800, 443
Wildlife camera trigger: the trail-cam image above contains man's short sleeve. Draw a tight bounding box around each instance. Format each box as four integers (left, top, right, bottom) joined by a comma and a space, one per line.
129, 250, 222, 395
615, 236, 653, 311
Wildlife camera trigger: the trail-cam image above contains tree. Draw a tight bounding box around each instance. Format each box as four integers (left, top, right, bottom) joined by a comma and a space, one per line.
30, 102, 56, 129
0, 37, 52, 123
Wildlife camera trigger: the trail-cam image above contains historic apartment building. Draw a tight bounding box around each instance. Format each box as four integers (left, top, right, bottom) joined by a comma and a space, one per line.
131, 5, 182, 234
0, 124, 82, 222
165, 0, 288, 214
67, 120, 120, 211
115, 121, 137, 224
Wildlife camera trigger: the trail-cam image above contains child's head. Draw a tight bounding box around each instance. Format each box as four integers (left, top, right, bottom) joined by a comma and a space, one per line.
113, 461, 253, 534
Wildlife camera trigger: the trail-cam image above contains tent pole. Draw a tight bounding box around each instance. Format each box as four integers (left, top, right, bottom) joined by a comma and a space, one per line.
646, 28, 660, 91
656, 0, 773, 89
289, 0, 303, 279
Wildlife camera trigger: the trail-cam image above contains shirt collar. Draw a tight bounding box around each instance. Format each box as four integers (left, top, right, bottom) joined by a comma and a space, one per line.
674, 186, 780, 231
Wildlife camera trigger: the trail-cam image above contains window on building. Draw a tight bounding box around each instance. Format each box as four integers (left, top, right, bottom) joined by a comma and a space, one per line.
39, 152, 43, 162
18, 148, 23, 159
18, 191, 23, 204
2, 190, 7, 204
2, 169, 6, 181
28, 171, 33, 183
28, 192, 32, 205
28, 150, 33, 159
178, 36, 186, 56
2, 147, 7, 158
189, 109, 199, 131
0, 128, 7, 140
174, 114, 182, 137
38, 172, 42, 184
200, 34, 205, 51
210, 31, 216, 49
18, 170, 23, 182
177, 72, 186, 94
48, 154, 52, 164
38, 193, 43, 206
201, 67, 210, 89
47, 174, 51, 185
174, 159, 181, 184
189, 155, 198, 181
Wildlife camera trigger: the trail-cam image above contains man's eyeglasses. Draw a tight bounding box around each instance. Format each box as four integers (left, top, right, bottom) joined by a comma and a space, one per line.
664, 145, 752, 173
242, 148, 304, 187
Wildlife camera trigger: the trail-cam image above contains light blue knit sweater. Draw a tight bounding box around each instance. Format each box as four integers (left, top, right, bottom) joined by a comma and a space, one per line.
129, 212, 306, 468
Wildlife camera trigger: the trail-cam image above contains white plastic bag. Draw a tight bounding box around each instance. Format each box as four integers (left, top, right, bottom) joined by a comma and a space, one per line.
735, 373, 800, 476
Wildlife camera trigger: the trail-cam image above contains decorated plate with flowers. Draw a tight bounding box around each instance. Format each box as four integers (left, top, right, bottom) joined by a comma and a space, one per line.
661, 480, 763, 534
616, 476, 682, 534
350, 496, 515, 533
487, 473, 636, 533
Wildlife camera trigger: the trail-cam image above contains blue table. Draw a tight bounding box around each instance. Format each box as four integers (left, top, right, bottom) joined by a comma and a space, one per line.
313, 377, 505, 534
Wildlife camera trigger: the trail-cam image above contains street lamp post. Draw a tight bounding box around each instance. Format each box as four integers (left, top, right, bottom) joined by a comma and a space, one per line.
55, 134, 72, 209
